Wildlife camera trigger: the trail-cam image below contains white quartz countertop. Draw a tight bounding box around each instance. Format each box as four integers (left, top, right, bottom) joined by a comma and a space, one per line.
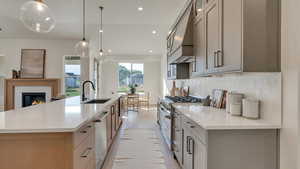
0, 95, 120, 133
173, 103, 281, 130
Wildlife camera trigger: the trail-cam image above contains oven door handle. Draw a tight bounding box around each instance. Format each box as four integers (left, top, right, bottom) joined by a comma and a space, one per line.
164, 115, 171, 119
160, 106, 171, 114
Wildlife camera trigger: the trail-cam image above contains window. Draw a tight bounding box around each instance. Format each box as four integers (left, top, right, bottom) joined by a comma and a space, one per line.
118, 63, 144, 92
64, 56, 81, 97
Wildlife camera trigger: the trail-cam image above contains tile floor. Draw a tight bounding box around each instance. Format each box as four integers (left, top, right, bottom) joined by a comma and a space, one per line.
101, 107, 180, 169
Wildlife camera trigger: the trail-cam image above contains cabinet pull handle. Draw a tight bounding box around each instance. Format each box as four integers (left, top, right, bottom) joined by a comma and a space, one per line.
93, 119, 101, 123
188, 137, 194, 155
80, 125, 92, 133
80, 147, 92, 158
187, 136, 191, 153
214, 51, 218, 68
190, 126, 195, 128
217, 50, 223, 67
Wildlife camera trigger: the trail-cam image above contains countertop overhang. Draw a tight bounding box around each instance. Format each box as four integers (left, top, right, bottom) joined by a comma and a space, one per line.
173, 103, 282, 130
0, 95, 120, 134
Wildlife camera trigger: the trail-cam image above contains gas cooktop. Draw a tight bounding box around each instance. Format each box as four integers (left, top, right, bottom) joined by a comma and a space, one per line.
165, 96, 203, 103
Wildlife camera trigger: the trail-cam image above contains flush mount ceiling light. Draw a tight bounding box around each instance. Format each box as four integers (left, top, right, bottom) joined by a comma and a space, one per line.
20, 0, 55, 33
152, 30, 157, 34
99, 6, 104, 57
75, 0, 89, 57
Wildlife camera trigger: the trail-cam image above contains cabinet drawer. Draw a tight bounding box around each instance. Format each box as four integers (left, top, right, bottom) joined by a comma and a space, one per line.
74, 122, 94, 148
182, 115, 207, 145
74, 133, 94, 169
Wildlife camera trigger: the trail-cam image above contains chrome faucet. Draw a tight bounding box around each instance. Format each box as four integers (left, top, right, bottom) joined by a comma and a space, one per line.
82, 80, 96, 102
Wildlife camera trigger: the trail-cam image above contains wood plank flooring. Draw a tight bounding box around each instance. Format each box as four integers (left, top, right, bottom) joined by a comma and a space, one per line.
101, 107, 181, 169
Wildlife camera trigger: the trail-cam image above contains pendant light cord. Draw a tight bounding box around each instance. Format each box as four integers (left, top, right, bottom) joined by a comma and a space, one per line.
83, 0, 86, 41
99, 6, 104, 52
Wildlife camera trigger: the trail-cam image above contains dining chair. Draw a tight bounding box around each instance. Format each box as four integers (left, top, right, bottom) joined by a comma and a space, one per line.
139, 92, 150, 110
127, 94, 139, 112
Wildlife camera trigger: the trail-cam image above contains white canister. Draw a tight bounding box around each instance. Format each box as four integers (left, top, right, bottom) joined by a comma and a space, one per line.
226, 92, 244, 113
230, 103, 242, 116
242, 99, 260, 119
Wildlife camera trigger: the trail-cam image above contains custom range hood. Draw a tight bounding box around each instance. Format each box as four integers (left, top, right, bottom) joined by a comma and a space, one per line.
167, 1, 193, 64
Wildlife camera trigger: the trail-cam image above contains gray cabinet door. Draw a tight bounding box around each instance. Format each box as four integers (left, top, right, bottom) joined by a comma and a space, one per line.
192, 14, 206, 76
205, 0, 222, 73
183, 126, 193, 169
217, 0, 242, 72
193, 136, 207, 169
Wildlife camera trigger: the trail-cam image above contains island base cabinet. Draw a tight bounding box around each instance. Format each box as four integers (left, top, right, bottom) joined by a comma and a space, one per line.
0, 133, 74, 169
0, 122, 96, 169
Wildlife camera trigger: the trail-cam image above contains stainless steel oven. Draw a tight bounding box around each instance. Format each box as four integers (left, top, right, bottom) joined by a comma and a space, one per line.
158, 96, 207, 152
158, 102, 172, 149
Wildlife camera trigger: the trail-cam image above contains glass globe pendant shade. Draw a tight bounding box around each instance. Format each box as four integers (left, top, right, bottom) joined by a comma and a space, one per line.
20, 0, 55, 33
75, 39, 89, 57
99, 49, 104, 57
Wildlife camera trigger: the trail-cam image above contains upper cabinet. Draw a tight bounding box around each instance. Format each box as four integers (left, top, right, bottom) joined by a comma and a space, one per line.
191, 0, 280, 77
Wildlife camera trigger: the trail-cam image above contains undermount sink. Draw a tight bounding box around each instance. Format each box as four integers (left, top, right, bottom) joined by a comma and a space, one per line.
84, 99, 110, 104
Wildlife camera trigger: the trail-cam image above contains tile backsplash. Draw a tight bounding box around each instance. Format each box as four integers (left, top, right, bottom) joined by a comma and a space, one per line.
166, 73, 282, 125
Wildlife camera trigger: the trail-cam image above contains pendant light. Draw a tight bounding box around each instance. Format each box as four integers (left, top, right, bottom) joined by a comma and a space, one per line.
75, 0, 89, 57
99, 6, 104, 57
20, 0, 55, 33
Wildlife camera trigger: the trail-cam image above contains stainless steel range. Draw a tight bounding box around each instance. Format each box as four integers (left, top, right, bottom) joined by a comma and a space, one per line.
157, 96, 204, 150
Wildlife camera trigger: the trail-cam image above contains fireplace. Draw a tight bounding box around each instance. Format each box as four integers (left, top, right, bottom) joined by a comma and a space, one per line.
22, 92, 46, 107
4, 79, 60, 111
14, 86, 52, 109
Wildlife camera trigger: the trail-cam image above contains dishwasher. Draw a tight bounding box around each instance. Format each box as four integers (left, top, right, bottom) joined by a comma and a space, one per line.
94, 111, 108, 169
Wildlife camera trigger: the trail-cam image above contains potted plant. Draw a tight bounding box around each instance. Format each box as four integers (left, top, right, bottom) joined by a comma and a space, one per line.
129, 84, 138, 94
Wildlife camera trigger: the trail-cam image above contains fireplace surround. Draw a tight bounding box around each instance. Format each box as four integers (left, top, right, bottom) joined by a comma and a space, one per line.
4, 79, 60, 110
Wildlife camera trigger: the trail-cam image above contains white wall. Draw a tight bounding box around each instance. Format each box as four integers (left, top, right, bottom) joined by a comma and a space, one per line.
280, 0, 300, 168
99, 56, 161, 104
0, 38, 78, 106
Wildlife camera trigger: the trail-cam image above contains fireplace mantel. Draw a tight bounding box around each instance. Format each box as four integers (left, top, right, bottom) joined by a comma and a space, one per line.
4, 79, 60, 111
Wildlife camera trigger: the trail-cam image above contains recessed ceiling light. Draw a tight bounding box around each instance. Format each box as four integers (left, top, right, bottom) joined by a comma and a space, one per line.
149, 50, 153, 53
138, 7, 143, 11
108, 49, 112, 53
152, 30, 157, 34
99, 29, 103, 33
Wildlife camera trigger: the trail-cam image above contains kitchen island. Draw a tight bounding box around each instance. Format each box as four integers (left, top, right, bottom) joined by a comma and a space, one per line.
0, 95, 124, 169
171, 103, 281, 169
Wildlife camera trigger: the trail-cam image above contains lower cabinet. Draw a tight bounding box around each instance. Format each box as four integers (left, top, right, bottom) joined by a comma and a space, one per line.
106, 110, 113, 148
174, 111, 278, 169
183, 123, 207, 169
111, 105, 117, 138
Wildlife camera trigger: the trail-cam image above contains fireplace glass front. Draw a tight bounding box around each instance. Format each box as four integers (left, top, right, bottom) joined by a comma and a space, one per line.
22, 92, 46, 107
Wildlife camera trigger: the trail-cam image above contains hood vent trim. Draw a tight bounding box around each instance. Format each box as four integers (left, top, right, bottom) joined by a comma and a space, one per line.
167, 1, 194, 64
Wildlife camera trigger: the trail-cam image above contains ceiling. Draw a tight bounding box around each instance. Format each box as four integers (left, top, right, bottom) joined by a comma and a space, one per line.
0, 0, 187, 56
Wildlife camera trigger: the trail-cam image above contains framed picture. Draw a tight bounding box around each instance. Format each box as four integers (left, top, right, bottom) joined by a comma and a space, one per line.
20, 49, 46, 79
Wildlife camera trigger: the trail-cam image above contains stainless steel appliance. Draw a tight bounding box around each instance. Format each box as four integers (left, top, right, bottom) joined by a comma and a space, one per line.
158, 96, 205, 150
93, 111, 108, 169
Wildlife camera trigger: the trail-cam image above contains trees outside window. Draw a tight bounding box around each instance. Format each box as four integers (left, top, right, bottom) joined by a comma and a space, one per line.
64, 56, 81, 97
118, 63, 144, 92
